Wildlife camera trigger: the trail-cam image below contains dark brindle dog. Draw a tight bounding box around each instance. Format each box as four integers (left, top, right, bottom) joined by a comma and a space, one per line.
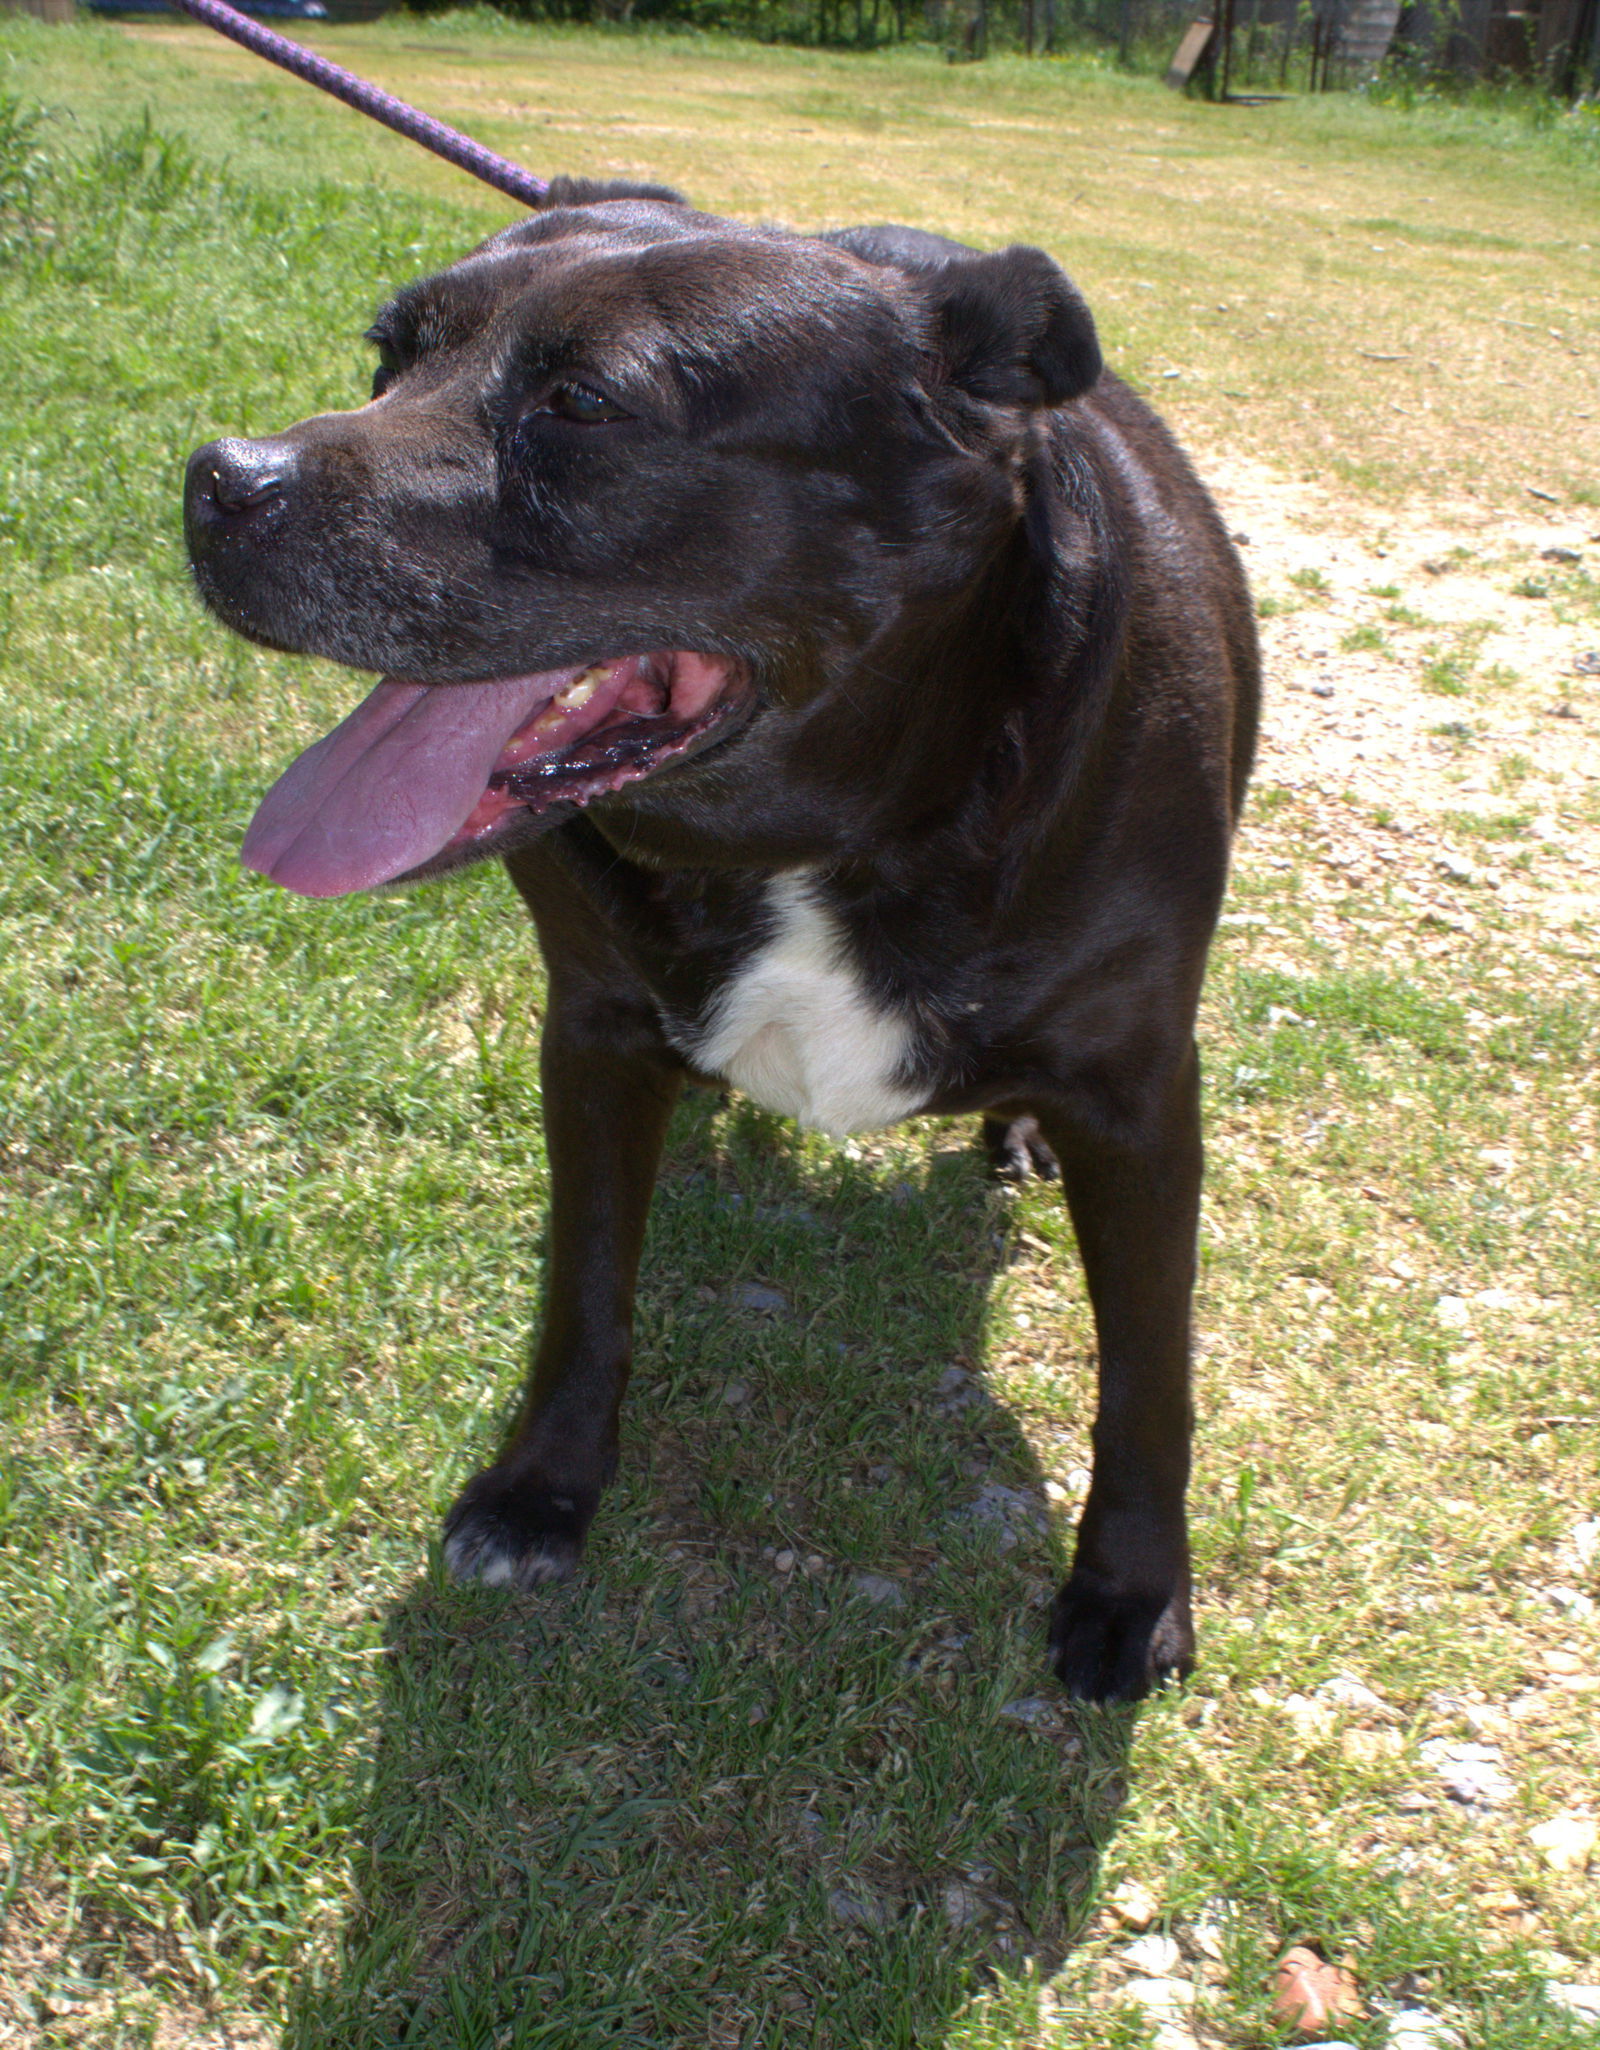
185, 178, 1258, 1702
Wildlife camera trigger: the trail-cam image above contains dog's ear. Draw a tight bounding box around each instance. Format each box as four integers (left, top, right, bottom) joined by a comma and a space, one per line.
541, 176, 689, 210
928, 245, 1101, 408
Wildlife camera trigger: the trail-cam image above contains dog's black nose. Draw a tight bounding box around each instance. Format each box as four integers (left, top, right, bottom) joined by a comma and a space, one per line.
186, 437, 293, 529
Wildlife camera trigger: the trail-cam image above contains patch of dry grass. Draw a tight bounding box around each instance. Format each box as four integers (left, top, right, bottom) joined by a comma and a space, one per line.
85, 12, 1600, 512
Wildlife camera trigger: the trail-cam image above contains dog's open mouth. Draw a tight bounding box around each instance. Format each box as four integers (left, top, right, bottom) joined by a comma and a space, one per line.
241, 651, 751, 897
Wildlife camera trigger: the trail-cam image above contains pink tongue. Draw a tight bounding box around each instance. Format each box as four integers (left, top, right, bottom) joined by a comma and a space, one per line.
242, 670, 576, 897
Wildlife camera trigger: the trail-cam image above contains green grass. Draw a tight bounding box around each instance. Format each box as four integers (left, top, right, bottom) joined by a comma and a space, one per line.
2, 18, 1598, 2049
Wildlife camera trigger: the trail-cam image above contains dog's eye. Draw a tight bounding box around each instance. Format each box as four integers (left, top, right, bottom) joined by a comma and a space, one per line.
539, 383, 631, 426
370, 365, 395, 401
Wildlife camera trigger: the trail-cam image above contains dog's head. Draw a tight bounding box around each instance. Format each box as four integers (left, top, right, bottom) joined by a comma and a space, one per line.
185, 184, 1101, 897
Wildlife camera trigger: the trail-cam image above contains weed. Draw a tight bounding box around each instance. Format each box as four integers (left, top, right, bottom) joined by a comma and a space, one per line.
1340, 623, 1392, 655
1289, 565, 1330, 596
1422, 646, 1471, 694
1442, 807, 1535, 838
0, 91, 48, 262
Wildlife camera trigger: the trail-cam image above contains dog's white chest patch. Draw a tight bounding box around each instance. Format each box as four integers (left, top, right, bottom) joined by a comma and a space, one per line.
683, 874, 925, 1139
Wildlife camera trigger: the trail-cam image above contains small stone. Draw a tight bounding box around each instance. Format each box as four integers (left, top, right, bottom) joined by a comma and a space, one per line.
802, 1552, 825, 1576
1573, 649, 1600, 676
1387, 2008, 1461, 2050
721, 1378, 751, 1406
1541, 545, 1581, 564
1272, 1947, 1362, 2034
849, 1572, 905, 1607
1549, 1985, 1600, 2024
1342, 1727, 1404, 1765
936, 1367, 992, 1412
1529, 1811, 1598, 1874
733, 1282, 789, 1315
1572, 1517, 1600, 1570
1123, 1975, 1195, 2017
1311, 682, 1335, 698
1420, 1738, 1513, 1809
1283, 1691, 1336, 1740
1434, 1295, 1470, 1330
957, 1482, 1045, 1535
829, 1887, 893, 1930
999, 1695, 1060, 1730
1122, 1933, 1181, 1976
1107, 1878, 1160, 1930
774, 1549, 796, 1574
942, 1881, 986, 1929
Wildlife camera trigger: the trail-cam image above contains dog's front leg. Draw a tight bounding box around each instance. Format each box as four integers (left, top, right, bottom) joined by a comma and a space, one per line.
1037, 1042, 1202, 1701
443, 982, 682, 1590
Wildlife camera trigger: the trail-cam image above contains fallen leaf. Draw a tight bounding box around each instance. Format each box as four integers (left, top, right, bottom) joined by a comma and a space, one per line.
1272, 1947, 1362, 2035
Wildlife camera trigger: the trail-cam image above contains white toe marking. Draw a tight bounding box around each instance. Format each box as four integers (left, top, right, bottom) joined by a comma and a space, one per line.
681, 872, 925, 1139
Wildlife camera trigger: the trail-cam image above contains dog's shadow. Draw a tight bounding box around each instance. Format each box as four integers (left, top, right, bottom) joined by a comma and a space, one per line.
287, 1094, 1135, 2049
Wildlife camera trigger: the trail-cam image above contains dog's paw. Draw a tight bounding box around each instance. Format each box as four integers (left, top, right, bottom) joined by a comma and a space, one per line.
1048, 1574, 1194, 1702
442, 1467, 593, 1590
982, 1114, 1060, 1184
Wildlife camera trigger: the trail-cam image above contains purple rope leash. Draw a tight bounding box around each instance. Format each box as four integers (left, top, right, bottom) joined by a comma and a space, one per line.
166, 0, 549, 207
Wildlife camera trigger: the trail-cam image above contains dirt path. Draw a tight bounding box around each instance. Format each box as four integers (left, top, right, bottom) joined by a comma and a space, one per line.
1203, 455, 1600, 945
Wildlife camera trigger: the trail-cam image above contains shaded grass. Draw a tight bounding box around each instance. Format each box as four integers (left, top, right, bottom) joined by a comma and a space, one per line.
0, 22, 1597, 2049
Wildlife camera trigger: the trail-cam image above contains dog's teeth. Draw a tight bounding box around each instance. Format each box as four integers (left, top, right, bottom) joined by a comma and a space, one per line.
555, 663, 611, 711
